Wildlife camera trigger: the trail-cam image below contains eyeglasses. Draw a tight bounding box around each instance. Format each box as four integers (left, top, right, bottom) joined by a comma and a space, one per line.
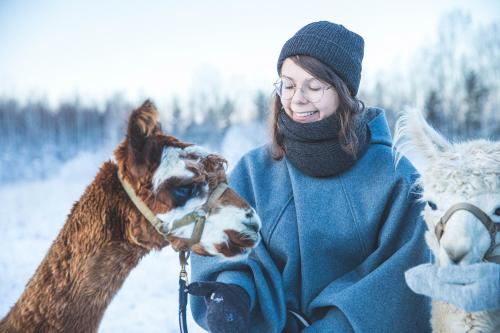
273, 77, 332, 103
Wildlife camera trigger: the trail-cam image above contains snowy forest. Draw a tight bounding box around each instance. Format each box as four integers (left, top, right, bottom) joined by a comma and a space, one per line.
0, 11, 498, 184
1, 8, 499, 333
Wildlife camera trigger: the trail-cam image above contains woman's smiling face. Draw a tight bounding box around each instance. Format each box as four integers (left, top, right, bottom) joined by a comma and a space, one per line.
280, 58, 340, 123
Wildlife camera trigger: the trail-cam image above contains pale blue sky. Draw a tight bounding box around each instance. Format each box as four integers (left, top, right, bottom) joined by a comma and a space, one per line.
0, 0, 498, 107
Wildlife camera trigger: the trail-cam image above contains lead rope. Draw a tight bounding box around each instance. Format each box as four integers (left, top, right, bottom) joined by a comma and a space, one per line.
117, 172, 230, 332
175, 183, 229, 333
179, 250, 190, 333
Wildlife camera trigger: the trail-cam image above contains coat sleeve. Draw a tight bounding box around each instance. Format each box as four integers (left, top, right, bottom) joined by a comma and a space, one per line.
305, 178, 432, 333
190, 156, 287, 333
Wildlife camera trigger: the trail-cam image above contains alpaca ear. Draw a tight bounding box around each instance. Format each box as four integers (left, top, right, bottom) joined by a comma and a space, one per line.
394, 107, 451, 164
126, 100, 162, 174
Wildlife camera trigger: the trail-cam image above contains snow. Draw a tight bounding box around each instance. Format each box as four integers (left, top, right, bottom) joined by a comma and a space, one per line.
0, 124, 267, 332
220, 121, 268, 171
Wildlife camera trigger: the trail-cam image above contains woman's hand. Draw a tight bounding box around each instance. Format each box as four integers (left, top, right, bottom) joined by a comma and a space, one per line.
189, 281, 250, 333
405, 262, 500, 312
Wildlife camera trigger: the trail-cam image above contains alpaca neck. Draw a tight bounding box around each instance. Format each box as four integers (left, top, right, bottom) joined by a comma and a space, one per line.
1, 162, 149, 333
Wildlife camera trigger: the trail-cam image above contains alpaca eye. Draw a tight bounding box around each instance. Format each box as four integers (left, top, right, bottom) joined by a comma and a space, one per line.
494, 207, 500, 216
174, 184, 200, 197
171, 184, 200, 206
427, 201, 438, 211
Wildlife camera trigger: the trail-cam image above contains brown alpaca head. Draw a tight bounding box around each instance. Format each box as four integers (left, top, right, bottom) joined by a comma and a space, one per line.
114, 100, 261, 258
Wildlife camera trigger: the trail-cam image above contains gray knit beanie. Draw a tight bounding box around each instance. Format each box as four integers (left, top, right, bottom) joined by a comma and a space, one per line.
277, 21, 364, 96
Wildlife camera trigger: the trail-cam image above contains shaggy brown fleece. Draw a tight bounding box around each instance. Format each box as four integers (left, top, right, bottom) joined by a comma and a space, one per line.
0, 100, 253, 333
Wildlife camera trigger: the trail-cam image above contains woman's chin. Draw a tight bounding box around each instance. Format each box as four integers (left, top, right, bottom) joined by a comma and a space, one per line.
292, 111, 320, 123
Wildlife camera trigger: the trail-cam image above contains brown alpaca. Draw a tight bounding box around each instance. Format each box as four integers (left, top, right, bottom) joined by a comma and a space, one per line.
0, 100, 261, 333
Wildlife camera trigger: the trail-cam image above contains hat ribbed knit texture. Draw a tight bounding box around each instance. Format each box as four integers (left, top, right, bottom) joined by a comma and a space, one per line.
277, 21, 364, 96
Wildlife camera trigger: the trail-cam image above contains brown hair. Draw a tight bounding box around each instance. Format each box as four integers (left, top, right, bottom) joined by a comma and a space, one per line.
271, 55, 365, 160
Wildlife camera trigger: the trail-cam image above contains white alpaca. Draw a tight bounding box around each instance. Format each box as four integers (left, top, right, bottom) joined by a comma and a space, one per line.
394, 108, 500, 333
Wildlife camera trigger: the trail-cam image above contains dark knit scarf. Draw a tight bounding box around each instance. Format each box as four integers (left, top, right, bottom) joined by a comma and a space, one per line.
278, 110, 370, 177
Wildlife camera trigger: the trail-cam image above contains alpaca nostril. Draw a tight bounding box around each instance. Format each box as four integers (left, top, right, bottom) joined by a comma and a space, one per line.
445, 248, 467, 264
245, 211, 254, 219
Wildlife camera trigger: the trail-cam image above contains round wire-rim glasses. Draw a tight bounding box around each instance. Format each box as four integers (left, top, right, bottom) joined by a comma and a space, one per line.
273, 77, 332, 103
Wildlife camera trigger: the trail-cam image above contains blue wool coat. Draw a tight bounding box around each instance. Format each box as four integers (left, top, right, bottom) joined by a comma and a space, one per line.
191, 108, 431, 332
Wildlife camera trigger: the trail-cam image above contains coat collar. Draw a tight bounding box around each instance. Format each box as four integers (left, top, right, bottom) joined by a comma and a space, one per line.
365, 107, 392, 147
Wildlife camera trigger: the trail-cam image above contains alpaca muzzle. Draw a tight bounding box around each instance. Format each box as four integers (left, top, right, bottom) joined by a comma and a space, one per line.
435, 202, 500, 262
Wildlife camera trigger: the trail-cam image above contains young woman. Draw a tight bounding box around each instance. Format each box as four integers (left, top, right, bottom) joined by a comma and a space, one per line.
189, 21, 431, 332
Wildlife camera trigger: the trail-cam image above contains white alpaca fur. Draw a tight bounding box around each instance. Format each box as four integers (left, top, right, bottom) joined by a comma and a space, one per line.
152, 147, 195, 191
394, 108, 500, 333
184, 145, 211, 158
200, 206, 261, 260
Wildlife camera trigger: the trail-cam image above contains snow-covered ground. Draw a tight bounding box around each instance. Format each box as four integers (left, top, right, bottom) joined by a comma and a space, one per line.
0, 124, 267, 332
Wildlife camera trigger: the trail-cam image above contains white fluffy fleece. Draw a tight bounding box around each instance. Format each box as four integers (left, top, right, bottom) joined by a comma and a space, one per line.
394, 108, 500, 332
199, 206, 261, 260
152, 145, 216, 192
184, 145, 211, 158
431, 301, 500, 333
152, 147, 194, 192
